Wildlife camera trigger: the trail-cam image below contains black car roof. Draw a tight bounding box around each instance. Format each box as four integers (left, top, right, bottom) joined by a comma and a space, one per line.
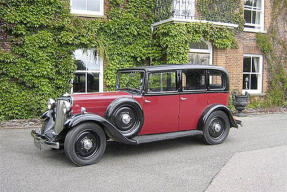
118, 64, 228, 73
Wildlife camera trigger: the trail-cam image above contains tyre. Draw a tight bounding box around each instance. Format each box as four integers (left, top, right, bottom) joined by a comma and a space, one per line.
202, 111, 230, 145
64, 122, 106, 166
106, 98, 143, 138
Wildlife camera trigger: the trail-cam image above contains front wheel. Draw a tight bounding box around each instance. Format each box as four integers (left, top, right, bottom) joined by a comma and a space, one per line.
202, 111, 230, 145
64, 122, 106, 166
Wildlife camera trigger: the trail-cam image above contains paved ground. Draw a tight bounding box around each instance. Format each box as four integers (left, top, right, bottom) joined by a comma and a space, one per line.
0, 113, 286, 192
206, 145, 287, 192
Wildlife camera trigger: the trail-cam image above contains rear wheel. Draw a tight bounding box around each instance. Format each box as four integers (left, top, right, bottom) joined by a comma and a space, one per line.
64, 122, 106, 166
202, 111, 230, 145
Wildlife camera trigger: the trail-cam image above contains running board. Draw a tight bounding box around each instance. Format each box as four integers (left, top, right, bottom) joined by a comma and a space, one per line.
133, 130, 203, 144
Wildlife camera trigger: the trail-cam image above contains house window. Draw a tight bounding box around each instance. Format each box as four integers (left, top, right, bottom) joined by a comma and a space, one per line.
242, 55, 263, 94
70, 0, 104, 16
244, 0, 264, 31
188, 41, 212, 65
72, 49, 103, 93
173, 0, 195, 19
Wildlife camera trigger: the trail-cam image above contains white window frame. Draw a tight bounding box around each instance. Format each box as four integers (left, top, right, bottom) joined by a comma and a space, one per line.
72, 49, 104, 93
242, 54, 263, 94
189, 41, 213, 65
172, 0, 195, 20
70, 0, 104, 16
243, 0, 264, 32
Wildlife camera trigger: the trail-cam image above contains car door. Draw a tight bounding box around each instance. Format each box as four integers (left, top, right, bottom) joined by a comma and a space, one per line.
179, 69, 207, 131
139, 70, 180, 135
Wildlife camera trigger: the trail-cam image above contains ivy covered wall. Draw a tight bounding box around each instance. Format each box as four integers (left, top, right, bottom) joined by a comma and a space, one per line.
256, 0, 287, 107
153, 22, 238, 64
0, 0, 103, 120
0, 0, 244, 120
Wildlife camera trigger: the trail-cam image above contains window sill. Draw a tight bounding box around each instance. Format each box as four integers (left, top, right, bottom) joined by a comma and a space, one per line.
250, 93, 266, 96
242, 91, 265, 96
70, 12, 106, 18
243, 28, 267, 33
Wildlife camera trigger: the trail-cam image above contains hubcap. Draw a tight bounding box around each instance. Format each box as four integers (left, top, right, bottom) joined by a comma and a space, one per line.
75, 131, 100, 158
122, 113, 131, 124
213, 123, 222, 132
82, 137, 93, 150
112, 106, 139, 133
208, 118, 225, 139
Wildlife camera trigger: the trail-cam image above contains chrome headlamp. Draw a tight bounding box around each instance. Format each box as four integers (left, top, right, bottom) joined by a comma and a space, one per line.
63, 101, 72, 114
47, 98, 56, 110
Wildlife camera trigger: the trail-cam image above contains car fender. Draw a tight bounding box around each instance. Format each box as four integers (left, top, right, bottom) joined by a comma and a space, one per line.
197, 104, 238, 129
64, 113, 137, 145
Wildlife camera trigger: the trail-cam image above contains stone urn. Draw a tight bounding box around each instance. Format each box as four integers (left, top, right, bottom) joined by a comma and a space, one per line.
232, 91, 249, 117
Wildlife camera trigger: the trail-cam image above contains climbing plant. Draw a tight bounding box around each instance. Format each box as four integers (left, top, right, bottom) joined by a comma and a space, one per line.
0, 0, 102, 120
98, 0, 159, 90
256, 0, 287, 107
153, 22, 238, 64
197, 0, 245, 32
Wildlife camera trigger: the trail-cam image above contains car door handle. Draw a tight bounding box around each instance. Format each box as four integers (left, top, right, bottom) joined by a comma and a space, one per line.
145, 99, 151, 103
180, 97, 187, 101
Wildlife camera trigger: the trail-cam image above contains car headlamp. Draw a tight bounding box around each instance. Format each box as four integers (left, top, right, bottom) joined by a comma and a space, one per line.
81, 107, 87, 114
47, 98, 56, 110
63, 101, 72, 114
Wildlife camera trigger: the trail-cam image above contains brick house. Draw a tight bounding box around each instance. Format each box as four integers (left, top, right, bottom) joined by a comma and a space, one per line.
0, 0, 277, 96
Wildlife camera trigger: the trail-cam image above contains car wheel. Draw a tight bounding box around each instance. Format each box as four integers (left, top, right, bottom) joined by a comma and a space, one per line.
202, 111, 230, 145
64, 122, 106, 166
106, 99, 143, 138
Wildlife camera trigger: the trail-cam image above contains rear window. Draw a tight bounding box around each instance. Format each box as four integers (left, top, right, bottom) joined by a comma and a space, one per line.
208, 70, 226, 90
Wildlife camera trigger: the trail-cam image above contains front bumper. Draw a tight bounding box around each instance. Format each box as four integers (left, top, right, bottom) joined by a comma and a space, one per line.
31, 129, 60, 150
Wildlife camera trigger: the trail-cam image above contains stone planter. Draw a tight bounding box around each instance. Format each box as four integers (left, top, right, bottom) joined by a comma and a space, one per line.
232, 92, 249, 117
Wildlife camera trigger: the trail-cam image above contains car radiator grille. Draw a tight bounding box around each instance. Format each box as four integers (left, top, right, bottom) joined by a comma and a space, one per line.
54, 100, 66, 135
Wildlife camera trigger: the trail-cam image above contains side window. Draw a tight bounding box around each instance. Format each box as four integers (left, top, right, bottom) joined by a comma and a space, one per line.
182, 70, 206, 91
208, 70, 225, 90
148, 71, 177, 92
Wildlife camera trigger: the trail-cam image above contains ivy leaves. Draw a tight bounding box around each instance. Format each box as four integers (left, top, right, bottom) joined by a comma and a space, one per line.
154, 22, 237, 64
100, 0, 156, 90
197, 0, 245, 32
0, 0, 75, 119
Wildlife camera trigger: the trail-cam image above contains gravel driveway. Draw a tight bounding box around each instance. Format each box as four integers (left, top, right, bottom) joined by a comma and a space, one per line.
0, 113, 287, 192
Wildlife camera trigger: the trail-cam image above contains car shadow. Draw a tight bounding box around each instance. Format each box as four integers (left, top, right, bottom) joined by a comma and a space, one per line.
32, 135, 204, 167
104, 135, 204, 156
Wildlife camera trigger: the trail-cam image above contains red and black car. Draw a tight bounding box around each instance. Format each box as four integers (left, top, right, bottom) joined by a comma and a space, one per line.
31, 64, 241, 166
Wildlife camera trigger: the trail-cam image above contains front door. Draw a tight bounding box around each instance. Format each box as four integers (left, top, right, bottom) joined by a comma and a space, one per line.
139, 71, 179, 135
179, 69, 207, 131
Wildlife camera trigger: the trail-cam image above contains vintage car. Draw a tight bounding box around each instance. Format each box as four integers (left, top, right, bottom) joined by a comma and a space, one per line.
31, 64, 241, 166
